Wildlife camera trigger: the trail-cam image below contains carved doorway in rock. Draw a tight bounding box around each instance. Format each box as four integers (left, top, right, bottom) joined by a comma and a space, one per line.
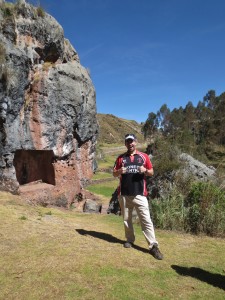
13, 150, 55, 185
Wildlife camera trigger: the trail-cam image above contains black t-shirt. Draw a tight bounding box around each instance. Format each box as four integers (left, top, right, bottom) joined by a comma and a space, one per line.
114, 151, 152, 196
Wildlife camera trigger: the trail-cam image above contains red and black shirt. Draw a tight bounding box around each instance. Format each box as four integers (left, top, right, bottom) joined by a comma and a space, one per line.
114, 150, 153, 196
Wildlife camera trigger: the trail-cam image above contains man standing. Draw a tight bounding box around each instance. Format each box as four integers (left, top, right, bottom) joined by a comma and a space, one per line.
113, 134, 163, 260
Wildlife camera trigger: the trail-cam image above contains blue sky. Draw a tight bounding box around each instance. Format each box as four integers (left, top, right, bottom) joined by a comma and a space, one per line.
13, 1, 225, 122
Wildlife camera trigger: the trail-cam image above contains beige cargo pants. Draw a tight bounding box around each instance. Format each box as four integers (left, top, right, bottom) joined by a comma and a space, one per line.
119, 195, 158, 249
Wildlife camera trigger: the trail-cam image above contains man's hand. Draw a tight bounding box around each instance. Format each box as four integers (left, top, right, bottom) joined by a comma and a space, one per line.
113, 163, 127, 177
121, 163, 127, 174
138, 165, 146, 174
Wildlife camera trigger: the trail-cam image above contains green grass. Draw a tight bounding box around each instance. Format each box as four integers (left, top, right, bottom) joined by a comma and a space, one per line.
97, 154, 116, 169
0, 192, 225, 299
86, 179, 118, 198
92, 171, 112, 180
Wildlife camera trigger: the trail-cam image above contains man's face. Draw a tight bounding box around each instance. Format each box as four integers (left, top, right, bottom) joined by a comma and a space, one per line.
125, 138, 137, 153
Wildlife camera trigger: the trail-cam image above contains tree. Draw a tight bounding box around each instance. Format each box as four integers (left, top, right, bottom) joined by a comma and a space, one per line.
142, 112, 158, 138
203, 90, 216, 110
156, 104, 171, 134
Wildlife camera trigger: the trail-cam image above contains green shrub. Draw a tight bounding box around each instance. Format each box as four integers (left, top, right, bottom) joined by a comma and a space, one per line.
173, 171, 195, 197
150, 181, 225, 237
150, 137, 181, 175
184, 182, 225, 236
150, 188, 185, 231
1, 3, 14, 18
154, 155, 180, 175
36, 6, 45, 18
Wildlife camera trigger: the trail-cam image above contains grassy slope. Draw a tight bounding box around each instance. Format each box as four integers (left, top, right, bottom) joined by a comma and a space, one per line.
0, 192, 225, 300
97, 113, 144, 144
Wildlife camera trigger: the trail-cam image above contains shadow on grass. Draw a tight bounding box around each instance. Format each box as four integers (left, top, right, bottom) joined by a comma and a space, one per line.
171, 265, 225, 291
76, 229, 149, 254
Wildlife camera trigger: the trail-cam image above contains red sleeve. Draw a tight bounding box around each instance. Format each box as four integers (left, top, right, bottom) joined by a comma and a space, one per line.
143, 153, 153, 170
113, 155, 123, 170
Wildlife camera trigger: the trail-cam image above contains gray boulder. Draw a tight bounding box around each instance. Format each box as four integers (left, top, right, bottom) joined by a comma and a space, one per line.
179, 153, 216, 181
83, 199, 102, 213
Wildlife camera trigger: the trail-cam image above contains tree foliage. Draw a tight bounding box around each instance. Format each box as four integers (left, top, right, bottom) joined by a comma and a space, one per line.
143, 90, 225, 237
142, 90, 225, 156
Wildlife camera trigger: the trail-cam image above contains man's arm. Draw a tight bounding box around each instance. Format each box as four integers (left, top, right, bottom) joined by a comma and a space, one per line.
139, 153, 154, 176
113, 168, 122, 177
139, 165, 154, 176
113, 164, 127, 177
113, 157, 126, 177
145, 167, 154, 176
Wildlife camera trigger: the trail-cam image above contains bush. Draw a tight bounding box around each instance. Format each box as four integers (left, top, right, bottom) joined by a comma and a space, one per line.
36, 6, 45, 18
1, 3, 14, 18
149, 137, 181, 176
150, 188, 185, 231
184, 182, 225, 236
149, 181, 225, 237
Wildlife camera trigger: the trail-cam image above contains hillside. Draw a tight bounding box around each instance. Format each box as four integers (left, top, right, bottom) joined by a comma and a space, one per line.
97, 114, 144, 144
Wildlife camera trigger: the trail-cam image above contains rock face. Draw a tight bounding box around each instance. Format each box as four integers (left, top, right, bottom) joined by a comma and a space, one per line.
179, 153, 216, 181
0, 1, 98, 206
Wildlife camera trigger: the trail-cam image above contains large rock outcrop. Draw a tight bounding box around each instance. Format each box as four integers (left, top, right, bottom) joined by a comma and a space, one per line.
0, 1, 98, 206
178, 153, 216, 181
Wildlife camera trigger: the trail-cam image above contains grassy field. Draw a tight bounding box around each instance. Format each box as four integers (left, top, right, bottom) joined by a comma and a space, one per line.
87, 179, 118, 200
91, 171, 113, 181
0, 191, 225, 300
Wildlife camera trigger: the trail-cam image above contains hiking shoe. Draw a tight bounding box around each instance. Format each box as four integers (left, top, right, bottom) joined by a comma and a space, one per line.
124, 242, 133, 248
149, 244, 163, 260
